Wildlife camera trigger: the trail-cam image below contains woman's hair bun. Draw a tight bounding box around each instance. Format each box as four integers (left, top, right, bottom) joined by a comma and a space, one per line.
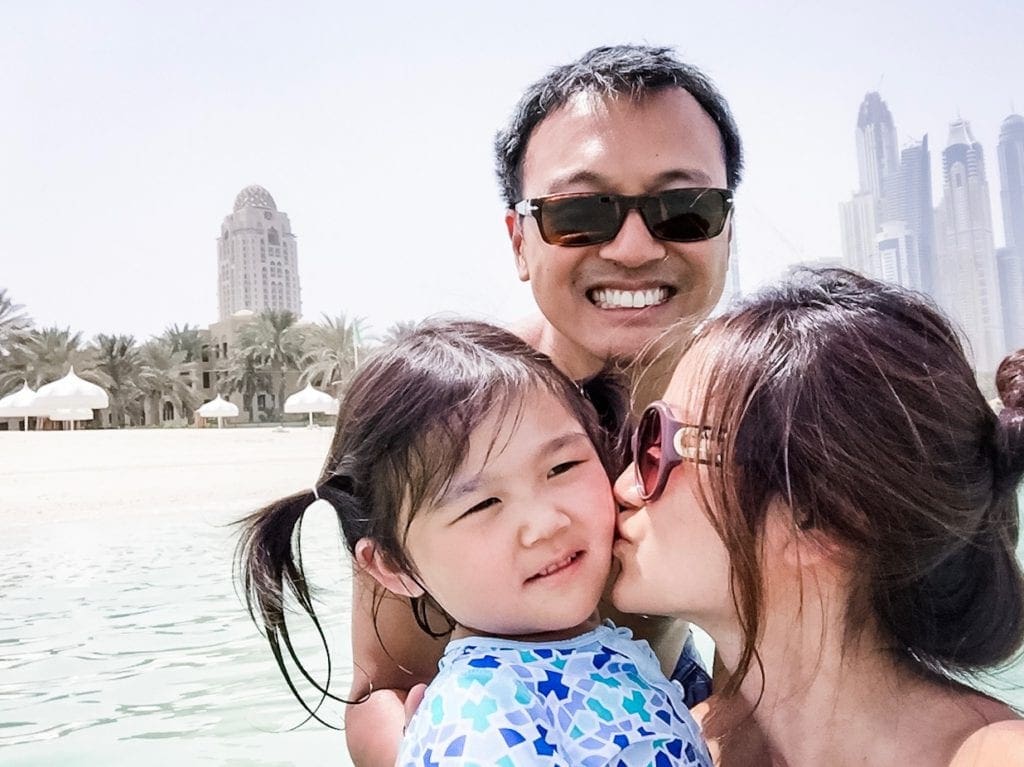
995, 350, 1024, 489
997, 349, 1024, 410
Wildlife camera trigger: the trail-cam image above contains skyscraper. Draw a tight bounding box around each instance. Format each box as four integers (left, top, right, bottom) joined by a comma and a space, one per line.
997, 114, 1024, 350
936, 119, 1004, 371
883, 135, 937, 295
840, 93, 900, 280
839, 192, 878, 275
217, 185, 301, 321
856, 92, 900, 216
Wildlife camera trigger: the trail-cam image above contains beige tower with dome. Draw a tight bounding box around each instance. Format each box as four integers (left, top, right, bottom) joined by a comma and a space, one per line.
217, 185, 301, 321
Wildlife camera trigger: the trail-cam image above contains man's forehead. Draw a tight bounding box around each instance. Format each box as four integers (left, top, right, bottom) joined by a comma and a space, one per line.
520, 87, 727, 194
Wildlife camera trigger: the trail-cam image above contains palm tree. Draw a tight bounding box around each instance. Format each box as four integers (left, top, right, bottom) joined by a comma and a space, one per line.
91, 334, 143, 427
137, 339, 200, 426
380, 319, 418, 346
0, 326, 96, 392
222, 346, 271, 423
162, 323, 204, 363
234, 310, 303, 420
299, 313, 370, 396
0, 288, 32, 358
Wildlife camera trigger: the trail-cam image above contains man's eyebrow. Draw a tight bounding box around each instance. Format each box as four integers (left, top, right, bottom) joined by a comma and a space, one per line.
540, 168, 716, 195
436, 431, 592, 506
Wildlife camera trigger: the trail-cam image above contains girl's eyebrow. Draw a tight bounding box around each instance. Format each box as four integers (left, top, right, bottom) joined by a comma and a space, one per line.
436, 430, 591, 506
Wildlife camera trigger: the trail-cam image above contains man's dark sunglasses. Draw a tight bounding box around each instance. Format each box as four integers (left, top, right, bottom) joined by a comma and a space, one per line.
514, 187, 734, 247
632, 401, 720, 503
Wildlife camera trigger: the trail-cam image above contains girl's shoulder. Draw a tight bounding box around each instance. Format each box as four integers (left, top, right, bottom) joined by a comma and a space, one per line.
950, 719, 1024, 766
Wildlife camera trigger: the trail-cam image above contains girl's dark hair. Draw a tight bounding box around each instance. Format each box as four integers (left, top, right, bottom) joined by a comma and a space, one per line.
686, 268, 1024, 695
234, 319, 627, 721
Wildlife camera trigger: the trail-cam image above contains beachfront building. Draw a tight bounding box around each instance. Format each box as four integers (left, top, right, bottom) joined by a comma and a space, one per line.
217, 185, 301, 322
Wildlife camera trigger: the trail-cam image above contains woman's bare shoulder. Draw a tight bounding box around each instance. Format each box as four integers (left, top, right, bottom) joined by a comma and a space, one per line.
950, 714, 1024, 766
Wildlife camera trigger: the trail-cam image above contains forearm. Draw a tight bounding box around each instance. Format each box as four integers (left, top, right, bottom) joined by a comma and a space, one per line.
344, 687, 407, 767
347, 570, 448, 765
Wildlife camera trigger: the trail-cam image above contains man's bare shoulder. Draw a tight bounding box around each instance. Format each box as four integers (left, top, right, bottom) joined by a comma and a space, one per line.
506, 314, 546, 348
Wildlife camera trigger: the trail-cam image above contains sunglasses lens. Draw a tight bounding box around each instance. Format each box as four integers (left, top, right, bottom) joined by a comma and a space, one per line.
648, 189, 731, 242
539, 195, 621, 246
635, 407, 663, 498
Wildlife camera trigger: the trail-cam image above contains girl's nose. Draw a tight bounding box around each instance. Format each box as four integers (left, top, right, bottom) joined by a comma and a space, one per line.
519, 504, 572, 547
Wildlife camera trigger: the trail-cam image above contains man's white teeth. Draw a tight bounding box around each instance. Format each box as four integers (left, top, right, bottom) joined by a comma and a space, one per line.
590, 287, 670, 309
538, 553, 575, 577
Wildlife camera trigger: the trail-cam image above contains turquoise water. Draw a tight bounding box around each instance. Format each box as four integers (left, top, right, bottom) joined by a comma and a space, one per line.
0, 499, 354, 766
1, 434, 1022, 765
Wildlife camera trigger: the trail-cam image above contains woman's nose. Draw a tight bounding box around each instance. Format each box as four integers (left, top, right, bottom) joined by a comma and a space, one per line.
613, 462, 642, 509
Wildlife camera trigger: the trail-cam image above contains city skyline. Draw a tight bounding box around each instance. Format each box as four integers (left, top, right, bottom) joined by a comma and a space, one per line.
839, 84, 1022, 371
2, 2, 1020, 344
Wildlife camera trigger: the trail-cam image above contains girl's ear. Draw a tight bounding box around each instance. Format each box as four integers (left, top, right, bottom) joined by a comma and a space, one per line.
353, 538, 425, 598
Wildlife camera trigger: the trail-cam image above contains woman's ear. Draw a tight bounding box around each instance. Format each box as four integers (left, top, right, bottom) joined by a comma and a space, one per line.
766, 499, 839, 570
353, 538, 425, 598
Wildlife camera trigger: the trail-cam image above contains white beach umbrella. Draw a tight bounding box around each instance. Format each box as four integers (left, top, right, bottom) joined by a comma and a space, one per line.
197, 394, 240, 429
34, 367, 109, 411
49, 407, 95, 431
284, 383, 335, 427
0, 382, 45, 430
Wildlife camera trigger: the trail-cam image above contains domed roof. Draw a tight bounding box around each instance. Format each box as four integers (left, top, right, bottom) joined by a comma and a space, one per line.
1001, 114, 1024, 136
233, 185, 277, 212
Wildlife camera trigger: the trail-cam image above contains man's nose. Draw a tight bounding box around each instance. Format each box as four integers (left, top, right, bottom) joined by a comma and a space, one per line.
596, 209, 666, 268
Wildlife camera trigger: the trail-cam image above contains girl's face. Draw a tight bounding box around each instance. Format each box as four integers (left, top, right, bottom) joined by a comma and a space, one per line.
610, 344, 734, 628
403, 387, 616, 642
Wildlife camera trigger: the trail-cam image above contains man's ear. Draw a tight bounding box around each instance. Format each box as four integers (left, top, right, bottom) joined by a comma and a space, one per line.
353, 538, 425, 598
505, 209, 530, 282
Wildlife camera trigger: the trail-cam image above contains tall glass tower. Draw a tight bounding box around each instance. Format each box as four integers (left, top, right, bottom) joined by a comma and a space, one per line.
883, 135, 936, 295
998, 114, 1024, 350
937, 120, 1004, 371
856, 92, 900, 215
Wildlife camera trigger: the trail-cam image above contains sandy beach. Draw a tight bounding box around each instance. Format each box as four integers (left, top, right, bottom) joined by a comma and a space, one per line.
2, 426, 335, 524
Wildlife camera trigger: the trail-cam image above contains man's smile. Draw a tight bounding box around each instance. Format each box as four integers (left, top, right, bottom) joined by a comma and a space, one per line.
587, 286, 673, 309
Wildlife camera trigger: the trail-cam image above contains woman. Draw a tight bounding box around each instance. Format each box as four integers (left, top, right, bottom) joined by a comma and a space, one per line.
613, 269, 1024, 765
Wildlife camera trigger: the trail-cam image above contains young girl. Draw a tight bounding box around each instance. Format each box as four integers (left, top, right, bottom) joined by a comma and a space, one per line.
237, 320, 711, 766
613, 268, 1024, 765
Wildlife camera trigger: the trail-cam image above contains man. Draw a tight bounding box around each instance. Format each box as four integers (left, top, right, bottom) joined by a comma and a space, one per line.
345, 44, 743, 765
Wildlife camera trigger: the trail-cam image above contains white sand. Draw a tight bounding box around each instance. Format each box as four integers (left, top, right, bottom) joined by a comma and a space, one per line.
1, 426, 336, 524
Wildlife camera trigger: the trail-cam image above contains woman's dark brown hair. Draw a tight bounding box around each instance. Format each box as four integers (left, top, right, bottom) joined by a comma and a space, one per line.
234, 319, 627, 722
686, 268, 1024, 694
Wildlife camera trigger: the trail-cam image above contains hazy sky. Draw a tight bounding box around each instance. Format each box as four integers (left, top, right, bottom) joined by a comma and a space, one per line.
3, 1, 1021, 342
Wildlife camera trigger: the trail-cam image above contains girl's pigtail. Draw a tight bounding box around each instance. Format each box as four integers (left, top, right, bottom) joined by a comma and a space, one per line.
235, 489, 355, 726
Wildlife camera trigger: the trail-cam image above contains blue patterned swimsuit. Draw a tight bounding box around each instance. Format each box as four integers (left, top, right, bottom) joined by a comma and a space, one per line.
397, 622, 712, 766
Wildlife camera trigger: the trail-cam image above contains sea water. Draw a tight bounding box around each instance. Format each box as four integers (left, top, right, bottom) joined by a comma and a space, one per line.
1, 432, 1022, 766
